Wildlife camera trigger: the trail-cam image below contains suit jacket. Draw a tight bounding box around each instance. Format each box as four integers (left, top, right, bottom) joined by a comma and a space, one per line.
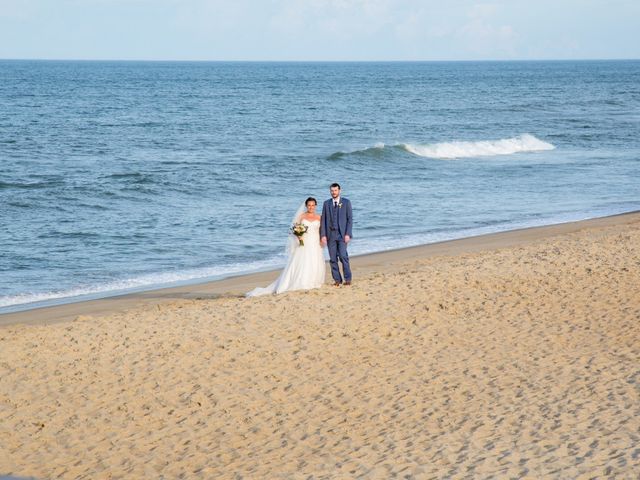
321, 197, 353, 240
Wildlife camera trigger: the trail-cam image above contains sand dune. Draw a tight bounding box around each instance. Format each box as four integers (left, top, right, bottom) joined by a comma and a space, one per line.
1, 215, 639, 478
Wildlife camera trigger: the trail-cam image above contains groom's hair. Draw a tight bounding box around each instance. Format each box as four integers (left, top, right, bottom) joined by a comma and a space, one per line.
330, 183, 341, 190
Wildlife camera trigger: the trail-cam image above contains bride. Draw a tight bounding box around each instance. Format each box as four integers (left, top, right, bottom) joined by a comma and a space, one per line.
246, 197, 325, 297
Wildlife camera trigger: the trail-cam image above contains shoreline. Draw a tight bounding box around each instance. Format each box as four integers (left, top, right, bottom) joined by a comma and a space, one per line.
2, 209, 639, 328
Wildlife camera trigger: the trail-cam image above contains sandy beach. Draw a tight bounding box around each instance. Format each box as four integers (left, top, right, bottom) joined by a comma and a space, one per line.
1, 212, 640, 478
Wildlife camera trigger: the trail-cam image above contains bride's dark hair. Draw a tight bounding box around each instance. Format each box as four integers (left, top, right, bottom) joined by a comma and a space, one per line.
305, 197, 317, 206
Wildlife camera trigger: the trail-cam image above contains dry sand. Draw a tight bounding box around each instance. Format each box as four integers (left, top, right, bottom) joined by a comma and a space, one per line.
1, 213, 639, 479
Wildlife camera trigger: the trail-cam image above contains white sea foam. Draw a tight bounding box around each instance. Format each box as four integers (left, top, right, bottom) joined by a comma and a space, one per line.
0, 256, 286, 311
401, 134, 555, 159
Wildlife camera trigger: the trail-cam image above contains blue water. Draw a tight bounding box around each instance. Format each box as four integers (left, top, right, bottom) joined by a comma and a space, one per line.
1, 60, 639, 312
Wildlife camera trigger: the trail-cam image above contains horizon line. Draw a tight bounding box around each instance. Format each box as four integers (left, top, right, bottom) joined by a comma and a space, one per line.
1, 57, 639, 63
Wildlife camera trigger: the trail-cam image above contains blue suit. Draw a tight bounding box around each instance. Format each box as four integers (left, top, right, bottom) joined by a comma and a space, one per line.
321, 197, 353, 283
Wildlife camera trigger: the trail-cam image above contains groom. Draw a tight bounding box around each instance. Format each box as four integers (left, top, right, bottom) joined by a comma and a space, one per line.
321, 183, 353, 286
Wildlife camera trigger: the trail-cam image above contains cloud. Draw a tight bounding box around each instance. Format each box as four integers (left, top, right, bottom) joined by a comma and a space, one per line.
0, 0, 39, 19
267, 0, 395, 39
456, 3, 518, 58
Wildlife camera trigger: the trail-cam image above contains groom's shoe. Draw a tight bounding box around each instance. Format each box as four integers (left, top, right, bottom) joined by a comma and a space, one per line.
344, 280, 351, 286
333, 281, 342, 286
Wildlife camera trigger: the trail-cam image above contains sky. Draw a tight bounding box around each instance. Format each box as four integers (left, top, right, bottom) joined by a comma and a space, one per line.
1, 0, 639, 61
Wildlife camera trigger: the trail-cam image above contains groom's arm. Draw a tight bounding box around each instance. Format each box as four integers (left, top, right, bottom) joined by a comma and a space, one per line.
320, 201, 328, 240
345, 199, 353, 239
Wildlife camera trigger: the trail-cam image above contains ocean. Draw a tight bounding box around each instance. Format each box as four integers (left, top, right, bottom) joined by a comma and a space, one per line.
1, 59, 639, 312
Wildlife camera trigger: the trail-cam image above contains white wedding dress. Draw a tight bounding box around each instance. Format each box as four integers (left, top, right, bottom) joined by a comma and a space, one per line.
246, 216, 325, 297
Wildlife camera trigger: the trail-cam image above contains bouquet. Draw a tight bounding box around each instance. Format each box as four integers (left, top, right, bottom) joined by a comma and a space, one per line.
291, 222, 309, 246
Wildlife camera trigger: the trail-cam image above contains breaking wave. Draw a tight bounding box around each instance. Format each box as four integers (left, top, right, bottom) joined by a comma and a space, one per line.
330, 134, 555, 160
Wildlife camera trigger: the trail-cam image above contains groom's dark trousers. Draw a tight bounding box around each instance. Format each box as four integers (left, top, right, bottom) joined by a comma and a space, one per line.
321, 197, 353, 283
327, 235, 351, 283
